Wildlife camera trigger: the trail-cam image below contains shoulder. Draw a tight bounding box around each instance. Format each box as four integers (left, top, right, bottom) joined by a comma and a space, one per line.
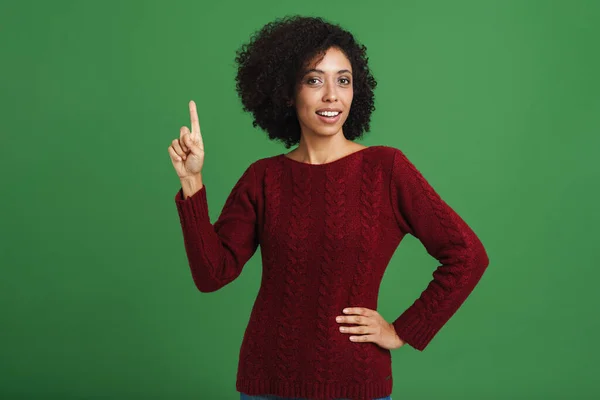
237, 154, 285, 185
364, 145, 409, 171
370, 145, 422, 173
372, 144, 413, 160
368, 145, 401, 159
364, 146, 429, 190
248, 153, 283, 173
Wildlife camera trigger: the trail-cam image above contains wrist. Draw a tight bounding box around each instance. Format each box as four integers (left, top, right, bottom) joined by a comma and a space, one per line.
180, 174, 203, 199
389, 323, 404, 349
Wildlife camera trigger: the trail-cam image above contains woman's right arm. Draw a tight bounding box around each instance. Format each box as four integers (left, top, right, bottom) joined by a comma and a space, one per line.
168, 100, 259, 293
174, 164, 259, 293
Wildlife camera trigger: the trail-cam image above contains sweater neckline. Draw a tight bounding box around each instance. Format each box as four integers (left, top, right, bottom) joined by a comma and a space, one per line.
280, 145, 378, 167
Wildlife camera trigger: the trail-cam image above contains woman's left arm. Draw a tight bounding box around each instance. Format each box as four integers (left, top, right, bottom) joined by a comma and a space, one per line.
388, 148, 490, 351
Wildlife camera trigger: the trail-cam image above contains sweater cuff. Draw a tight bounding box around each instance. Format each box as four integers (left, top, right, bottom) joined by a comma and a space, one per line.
392, 307, 442, 352
174, 185, 211, 228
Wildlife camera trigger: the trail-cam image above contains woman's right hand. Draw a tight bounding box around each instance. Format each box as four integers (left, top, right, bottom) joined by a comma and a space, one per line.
168, 100, 205, 179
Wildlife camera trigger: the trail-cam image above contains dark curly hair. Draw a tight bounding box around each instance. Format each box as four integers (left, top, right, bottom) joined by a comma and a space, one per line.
234, 15, 377, 149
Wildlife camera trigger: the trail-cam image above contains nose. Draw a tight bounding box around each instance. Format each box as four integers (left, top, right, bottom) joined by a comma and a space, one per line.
322, 80, 338, 102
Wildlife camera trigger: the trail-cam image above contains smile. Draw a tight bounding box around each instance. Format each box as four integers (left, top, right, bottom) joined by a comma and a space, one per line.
316, 111, 342, 124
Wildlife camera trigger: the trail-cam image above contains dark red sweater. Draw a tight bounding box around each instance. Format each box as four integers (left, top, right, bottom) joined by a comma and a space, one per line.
174, 145, 489, 400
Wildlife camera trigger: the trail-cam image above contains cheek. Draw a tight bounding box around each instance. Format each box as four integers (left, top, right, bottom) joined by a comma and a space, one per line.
296, 97, 318, 118
299, 108, 317, 124
346, 90, 354, 103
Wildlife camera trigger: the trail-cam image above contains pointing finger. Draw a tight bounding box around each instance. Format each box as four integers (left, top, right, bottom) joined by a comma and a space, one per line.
189, 100, 201, 139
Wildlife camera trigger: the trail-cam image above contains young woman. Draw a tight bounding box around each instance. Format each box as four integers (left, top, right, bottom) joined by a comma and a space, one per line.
168, 15, 489, 400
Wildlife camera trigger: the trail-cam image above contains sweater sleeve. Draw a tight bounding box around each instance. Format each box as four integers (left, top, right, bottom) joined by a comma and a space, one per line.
389, 148, 490, 351
174, 163, 259, 293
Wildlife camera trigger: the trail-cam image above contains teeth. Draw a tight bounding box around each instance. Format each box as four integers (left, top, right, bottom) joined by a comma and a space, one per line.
317, 111, 340, 117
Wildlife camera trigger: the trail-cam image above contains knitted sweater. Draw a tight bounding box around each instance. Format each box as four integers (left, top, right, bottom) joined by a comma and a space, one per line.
174, 145, 489, 400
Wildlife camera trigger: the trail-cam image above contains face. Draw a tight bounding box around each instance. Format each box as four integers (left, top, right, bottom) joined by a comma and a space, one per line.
291, 47, 353, 139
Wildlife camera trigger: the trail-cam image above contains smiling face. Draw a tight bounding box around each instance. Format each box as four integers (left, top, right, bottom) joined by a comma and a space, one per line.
291, 46, 354, 140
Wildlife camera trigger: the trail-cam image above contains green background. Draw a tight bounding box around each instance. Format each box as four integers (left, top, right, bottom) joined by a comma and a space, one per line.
2, 0, 598, 398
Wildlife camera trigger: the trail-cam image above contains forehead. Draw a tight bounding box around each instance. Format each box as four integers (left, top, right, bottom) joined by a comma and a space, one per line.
306, 47, 352, 71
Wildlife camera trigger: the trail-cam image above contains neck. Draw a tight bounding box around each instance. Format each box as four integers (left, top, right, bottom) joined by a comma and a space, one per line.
289, 134, 362, 165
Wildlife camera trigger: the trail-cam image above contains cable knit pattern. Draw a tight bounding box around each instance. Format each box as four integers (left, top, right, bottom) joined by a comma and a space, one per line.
174, 145, 490, 399
349, 153, 383, 385
314, 165, 347, 383
275, 162, 312, 383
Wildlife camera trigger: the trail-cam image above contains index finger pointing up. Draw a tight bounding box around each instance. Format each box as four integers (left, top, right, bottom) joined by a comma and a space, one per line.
189, 100, 201, 138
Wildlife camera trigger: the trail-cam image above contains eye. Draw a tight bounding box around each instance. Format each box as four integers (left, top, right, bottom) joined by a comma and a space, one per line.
340, 77, 351, 85
307, 78, 321, 85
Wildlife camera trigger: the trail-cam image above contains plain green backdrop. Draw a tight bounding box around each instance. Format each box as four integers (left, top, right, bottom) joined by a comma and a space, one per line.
1, 0, 598, 399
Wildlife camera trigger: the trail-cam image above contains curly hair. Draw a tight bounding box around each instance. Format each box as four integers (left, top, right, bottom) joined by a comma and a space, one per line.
234, 15, 378, 149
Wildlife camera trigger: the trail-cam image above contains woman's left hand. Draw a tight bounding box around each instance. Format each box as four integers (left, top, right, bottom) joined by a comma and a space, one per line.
336, 307, 406, 350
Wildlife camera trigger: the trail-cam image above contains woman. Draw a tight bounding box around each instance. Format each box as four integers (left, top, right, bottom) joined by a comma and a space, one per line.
168, 15, 489, 400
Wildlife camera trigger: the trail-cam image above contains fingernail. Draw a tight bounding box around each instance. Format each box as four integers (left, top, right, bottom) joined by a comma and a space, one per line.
336, 317, 342, 322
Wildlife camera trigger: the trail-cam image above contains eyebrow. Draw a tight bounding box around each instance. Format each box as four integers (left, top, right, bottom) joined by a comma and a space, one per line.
303, 68, 353, 75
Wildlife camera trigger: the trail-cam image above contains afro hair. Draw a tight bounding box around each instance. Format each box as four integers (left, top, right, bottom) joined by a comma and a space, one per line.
234, 15, 377, 149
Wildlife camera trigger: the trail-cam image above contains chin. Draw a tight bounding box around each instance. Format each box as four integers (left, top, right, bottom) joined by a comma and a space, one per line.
300, 119, 346, 137
315, 128, 343, 137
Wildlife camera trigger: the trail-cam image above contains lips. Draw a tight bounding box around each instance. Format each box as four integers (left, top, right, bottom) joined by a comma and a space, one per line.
316, 109, 342, 113
316, 111, 342, 124
315, 110, 342, 117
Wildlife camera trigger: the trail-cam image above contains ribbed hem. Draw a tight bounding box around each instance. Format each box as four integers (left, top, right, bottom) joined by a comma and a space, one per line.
174, 185, 211, 228
392, 307, 442, 352
237, 378, 393, 400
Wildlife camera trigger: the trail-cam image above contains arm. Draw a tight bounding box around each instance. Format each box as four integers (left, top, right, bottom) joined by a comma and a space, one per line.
174, 163, 259, 292
389, 148, 490, 351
